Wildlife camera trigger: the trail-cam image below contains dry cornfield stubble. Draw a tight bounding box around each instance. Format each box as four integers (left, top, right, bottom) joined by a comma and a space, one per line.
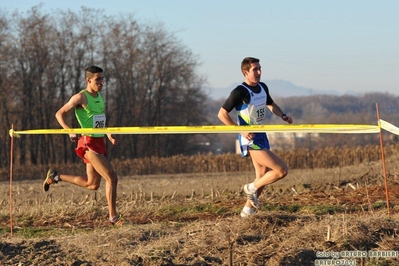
1, 153, 399, 265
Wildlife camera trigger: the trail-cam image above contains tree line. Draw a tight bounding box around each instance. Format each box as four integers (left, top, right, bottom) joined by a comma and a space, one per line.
1, 6, 399, 169
0, 6, 210, 168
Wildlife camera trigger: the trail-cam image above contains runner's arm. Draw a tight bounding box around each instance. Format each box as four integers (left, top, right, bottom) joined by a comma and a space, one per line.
55, 93, 85, 140
217, 107, 236, 126
267, 102, 293, 124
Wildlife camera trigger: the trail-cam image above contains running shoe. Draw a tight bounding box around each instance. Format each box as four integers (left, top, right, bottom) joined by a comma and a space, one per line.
43, 168, 59, 192
240, 208, 255, 218
110, 214, 124, 226
243, 184, 259, 208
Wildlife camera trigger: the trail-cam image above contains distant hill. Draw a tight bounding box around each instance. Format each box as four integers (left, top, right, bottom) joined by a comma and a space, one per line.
208, 79, 343, 100
265, 79, 341, 98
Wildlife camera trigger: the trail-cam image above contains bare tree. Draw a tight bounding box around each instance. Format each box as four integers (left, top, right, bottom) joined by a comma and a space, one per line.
10, 7, 58, 164
0, 11, 14, 165
136, 23, 207, 156
0, 7, 209, 168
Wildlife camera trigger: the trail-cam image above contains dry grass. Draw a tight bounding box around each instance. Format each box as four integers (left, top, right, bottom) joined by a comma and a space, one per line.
4, 143, 399, 182
1, 153, 399, 265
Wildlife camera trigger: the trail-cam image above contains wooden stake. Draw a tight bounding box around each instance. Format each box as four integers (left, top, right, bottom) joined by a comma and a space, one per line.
376, 103, 391, 217
9, 123, 14, 236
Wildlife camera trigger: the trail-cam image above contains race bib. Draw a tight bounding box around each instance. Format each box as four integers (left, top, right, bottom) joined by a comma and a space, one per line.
255, 105, 266, 122
93, 114, 106, 128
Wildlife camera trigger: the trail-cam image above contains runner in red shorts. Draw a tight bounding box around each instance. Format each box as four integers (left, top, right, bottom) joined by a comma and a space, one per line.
43, 66, 123, 226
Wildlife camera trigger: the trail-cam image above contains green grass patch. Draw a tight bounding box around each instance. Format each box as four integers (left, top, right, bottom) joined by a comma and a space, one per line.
5, 226, 92, 238
303, 205, 345, 215
0, 227, 11, 234
260, 203, 345, 215
156, 203, 228, 217
261, 204, 301, 213
373, 201, 386, 210
15, 227, 56, 238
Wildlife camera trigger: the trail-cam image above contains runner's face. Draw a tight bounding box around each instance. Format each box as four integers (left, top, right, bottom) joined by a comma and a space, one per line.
88, 73, 105, 92
245, 62, 261, 86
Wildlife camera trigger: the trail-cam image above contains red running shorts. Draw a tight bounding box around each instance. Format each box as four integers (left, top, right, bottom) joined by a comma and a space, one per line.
75, 136, 107, 164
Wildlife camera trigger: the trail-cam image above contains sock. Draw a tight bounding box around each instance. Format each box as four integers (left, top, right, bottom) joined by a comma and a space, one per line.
243, 206, 252, 214
248, 183, 257, 193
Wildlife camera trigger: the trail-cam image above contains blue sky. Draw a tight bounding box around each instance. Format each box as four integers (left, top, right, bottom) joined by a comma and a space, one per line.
3, 1, 399, 99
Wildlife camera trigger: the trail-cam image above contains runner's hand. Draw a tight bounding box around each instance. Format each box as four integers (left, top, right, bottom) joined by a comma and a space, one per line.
69, 134, 78, 142
282, 114, 293, 124
241, 132, 254, 141
108, 135, 118, 146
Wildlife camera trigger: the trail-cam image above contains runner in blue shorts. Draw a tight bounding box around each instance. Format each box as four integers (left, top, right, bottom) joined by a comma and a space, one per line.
218, 57, 293, 217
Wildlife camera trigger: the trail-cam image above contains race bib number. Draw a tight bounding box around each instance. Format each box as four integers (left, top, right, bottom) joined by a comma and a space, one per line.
255, 105, 266, 122
93, 114, 106, 128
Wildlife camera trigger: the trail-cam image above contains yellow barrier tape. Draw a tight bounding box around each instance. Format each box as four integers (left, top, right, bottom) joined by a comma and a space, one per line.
380, 119, 399, 136
9, 124, 381, 136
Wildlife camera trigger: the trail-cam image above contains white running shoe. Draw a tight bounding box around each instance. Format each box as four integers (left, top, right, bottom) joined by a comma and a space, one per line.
240, 208, 255, 218
243, 184, 259, 208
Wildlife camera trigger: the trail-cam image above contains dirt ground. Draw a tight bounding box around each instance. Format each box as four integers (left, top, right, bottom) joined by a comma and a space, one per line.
1, 156, 399, 265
